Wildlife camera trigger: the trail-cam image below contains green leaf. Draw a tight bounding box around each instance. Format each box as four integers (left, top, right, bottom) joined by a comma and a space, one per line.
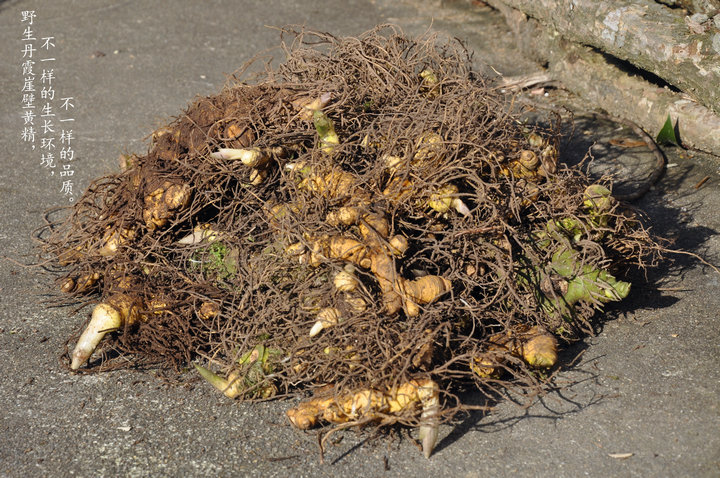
656, 115, 679, 146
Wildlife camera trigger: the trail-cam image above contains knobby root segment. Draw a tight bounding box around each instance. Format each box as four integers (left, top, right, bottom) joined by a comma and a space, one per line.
295, 207, 452, 317
286, 379, 440, 457
471, 325, 559, 378
399, 276, 453, 318
143, 181, 192, 230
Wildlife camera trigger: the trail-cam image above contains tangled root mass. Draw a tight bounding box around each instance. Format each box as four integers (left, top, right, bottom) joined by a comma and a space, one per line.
41, 26, 661, 435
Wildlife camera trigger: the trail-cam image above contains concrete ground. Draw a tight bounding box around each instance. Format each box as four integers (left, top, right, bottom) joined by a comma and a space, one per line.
0, 0, 718, 476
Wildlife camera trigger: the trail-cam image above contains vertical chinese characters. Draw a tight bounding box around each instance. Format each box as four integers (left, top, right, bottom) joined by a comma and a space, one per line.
20, 10, 77, 202
20, 11, 37, 151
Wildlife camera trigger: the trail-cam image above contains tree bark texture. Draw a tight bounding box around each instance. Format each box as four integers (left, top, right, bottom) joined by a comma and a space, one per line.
486, 0, 720, 155
550, 41, 720, 156
656, 0, 720, 15
490, 0, 720, 114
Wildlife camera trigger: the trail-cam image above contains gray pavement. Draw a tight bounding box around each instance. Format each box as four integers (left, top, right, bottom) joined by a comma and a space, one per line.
1, 1, 718, 476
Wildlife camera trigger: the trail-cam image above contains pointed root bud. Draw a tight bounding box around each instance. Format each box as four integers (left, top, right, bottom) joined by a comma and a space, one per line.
309, 307, 342, 336
453, 199, 471, 217
177, 224, 222, 244
193, 364, 242, 398
417, 379, 440, 458
70, 303, 122, 370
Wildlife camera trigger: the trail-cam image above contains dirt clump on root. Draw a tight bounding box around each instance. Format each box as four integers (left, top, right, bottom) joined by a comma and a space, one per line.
40, 25, 662, 457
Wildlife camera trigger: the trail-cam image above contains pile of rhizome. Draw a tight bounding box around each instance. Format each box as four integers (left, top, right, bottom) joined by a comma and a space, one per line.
40, 26, 661, 458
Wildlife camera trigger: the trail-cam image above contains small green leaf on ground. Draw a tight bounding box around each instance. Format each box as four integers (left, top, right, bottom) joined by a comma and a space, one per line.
656, 115, 679, 146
